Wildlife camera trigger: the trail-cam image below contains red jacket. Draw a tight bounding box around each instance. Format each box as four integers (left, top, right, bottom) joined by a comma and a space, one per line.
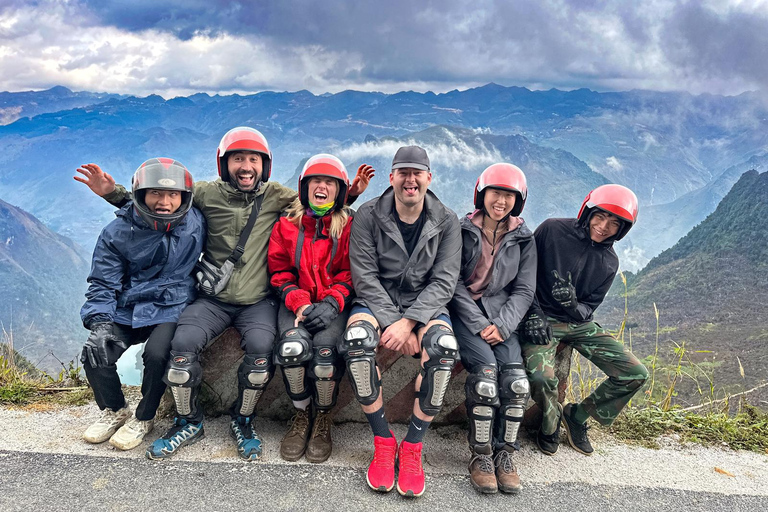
268, 213, 354, 314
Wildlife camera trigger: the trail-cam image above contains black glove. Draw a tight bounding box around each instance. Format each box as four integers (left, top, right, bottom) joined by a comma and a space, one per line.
552, 270, 578, 310
522, 313, 553, 345
302, 297, 340, 334
80, 322, 127, 368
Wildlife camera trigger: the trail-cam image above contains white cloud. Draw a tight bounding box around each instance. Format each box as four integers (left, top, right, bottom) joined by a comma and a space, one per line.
606, 156, 624, 171
0, 0, 766, 96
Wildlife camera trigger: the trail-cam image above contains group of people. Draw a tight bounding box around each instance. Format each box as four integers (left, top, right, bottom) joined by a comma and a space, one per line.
74, 125, 648, 498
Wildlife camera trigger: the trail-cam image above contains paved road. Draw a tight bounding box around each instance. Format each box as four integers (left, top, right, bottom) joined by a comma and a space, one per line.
1, 450, 766, 512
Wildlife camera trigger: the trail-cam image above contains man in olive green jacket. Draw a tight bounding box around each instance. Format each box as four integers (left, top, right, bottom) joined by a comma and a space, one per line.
76, 127, 372, 462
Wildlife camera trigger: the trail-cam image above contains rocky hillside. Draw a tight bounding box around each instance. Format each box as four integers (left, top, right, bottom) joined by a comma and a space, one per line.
0, 197, 90, 371
602, 170, 768, 401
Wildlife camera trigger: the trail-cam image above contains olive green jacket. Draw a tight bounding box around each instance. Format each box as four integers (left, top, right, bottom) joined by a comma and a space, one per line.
105, 179, 296, 305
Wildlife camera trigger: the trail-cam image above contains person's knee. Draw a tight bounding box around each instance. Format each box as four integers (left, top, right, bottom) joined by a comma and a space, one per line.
241, 328, 277, 355
170, 324, 208, 353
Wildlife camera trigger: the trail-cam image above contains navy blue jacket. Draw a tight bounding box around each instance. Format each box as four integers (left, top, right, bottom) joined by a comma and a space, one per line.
80, 203, 206, 329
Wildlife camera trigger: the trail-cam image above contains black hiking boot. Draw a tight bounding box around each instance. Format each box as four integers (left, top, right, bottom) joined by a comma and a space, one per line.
561, 403, 594, 456
536, 403, 562, 456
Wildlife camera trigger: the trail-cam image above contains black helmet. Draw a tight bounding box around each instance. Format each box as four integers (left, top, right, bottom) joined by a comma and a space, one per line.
132, 158, 194, 231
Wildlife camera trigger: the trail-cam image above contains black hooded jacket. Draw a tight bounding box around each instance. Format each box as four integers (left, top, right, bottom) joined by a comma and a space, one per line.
532, 217, 619, 323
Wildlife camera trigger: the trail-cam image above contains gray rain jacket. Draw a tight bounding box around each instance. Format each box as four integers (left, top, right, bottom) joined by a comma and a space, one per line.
450, 213, 537, 339
350, 187, 461, 328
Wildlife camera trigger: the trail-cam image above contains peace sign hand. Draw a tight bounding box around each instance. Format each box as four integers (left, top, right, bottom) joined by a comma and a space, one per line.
551, 270, 578, 310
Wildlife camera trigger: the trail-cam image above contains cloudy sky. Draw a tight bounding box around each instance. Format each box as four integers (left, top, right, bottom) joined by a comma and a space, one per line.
1, 0, 766, 97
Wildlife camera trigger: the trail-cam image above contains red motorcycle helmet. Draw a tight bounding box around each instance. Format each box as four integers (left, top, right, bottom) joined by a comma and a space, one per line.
298, 154, 349, 212
132, 157, 195, 232
577, 184, 639, 241
474, 163, 527, 216
216, 126, 272, 184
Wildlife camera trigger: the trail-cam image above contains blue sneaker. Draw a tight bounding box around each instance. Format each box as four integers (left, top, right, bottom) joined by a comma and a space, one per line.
146, 418, 204, 460
230, 415, 263, 461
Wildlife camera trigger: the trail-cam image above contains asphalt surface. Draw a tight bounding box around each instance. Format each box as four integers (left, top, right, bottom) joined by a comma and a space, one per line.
1, 450, 767, 512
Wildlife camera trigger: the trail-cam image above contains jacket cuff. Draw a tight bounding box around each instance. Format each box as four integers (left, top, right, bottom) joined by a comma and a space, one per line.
285, 289, 312, 313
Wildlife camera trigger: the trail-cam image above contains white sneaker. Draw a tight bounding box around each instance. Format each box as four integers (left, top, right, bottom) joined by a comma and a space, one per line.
110, 417, 155, 450
83, 405, 132, 444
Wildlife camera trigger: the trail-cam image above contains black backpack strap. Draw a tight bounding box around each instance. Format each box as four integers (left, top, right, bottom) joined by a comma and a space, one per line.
228, 193, 265, 264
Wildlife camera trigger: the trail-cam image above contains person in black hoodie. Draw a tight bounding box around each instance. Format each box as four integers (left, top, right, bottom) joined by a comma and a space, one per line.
521, 184, 648, 457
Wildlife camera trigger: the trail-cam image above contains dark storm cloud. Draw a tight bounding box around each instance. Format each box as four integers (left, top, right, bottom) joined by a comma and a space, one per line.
2, 0, 765, 95
662, 2, 768, 87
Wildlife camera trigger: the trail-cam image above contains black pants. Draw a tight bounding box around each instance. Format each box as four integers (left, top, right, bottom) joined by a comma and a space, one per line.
171, 296, 278, 355
83, 322, 176, 421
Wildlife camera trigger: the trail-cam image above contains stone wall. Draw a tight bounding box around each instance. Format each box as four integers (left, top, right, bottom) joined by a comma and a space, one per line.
199, 328, 573, 426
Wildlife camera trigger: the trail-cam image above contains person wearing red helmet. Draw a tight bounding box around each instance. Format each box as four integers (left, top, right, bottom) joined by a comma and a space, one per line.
76, 158, 205, 451
520, 184, 648, 456
450, 163, 536, 494
268, 154, 354, 463
75, 128, 373, 462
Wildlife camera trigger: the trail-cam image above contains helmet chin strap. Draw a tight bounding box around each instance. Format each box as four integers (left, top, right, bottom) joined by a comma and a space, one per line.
481, 207, 512, 256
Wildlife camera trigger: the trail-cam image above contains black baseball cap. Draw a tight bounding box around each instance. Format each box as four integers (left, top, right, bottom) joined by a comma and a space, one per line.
392, 145, 430, 171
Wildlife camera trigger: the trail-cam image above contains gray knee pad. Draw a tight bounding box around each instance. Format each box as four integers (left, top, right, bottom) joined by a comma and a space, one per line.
308, 346, 345, 410
163, 352, 203, 418
236, 353, 274, 417
418, 324, 460, 417
338, 319, 380, 406
274, 327, 313, 401
497, 363, 530, 446
465, 366, 500, 447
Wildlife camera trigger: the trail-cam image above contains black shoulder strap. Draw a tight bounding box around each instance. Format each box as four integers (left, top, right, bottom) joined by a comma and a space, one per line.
227, 193, 265, 264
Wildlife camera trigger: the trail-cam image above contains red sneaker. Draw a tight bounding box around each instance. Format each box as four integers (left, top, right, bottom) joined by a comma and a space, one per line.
397, 440, 425, 497
366, 432, 397, 492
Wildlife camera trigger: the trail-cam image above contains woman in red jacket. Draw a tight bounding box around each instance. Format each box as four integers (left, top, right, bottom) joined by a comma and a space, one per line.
268, 154, 363, 463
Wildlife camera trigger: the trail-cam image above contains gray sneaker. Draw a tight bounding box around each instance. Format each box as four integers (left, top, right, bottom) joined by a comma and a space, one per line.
110, 417, 155, 450
83, 405, 132, 444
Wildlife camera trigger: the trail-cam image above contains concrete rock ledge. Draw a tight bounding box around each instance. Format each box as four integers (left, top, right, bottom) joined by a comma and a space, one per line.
199, 327, 574, 425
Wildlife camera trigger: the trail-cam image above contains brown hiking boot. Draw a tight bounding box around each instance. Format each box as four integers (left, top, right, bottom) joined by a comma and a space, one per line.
280, 408, 311, 461
305, 410, 333, 463
468, 445, 498, 494
494, 448, 521, 494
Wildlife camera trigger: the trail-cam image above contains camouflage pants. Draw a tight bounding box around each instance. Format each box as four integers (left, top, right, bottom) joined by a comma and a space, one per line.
521, 320, 648, 433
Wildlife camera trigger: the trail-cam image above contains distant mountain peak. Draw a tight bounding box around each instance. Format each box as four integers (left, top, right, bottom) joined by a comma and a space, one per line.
645, 170, 768, 270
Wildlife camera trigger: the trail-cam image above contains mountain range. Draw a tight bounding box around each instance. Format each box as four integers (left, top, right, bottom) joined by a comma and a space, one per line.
601, 170, 768, 403
2, 84, 767, 270
1, 83, 767, 381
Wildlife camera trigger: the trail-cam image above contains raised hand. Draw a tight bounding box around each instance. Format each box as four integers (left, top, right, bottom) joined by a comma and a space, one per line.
74, 163, 117, 197
552, 270, 578, 310
348, 164, 375, 197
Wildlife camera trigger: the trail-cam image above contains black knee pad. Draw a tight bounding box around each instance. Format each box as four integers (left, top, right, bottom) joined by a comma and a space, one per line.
239, 353, 274, 390
339, 319, 380, 406
465, 365, 500, 447
163, 352, 203, 418
497, 363, 530, 447
274, 326, 313, 366
418, 324, 460, 417
274, 327, 313, 400
164, 352, 203, 388
236, 353, 274, 417
308, 346, 345, 410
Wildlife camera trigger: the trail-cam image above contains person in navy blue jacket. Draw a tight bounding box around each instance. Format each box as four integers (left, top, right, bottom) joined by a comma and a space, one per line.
76, 158, 205, 451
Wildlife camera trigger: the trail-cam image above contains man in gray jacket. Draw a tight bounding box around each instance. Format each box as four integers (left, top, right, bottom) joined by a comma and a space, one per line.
340, 146, 462, 498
